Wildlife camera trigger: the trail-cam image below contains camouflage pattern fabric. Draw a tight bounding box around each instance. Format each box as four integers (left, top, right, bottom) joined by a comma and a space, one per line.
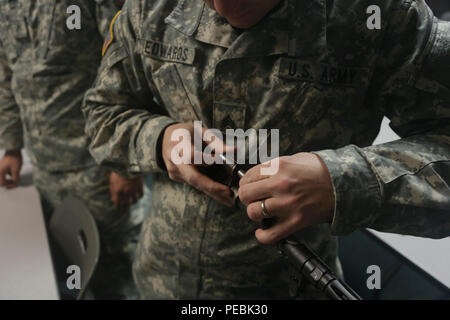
83, 0, 450, 299
0, 1, 142, 299
129, 174, 153, 221
0, 0, 120, 171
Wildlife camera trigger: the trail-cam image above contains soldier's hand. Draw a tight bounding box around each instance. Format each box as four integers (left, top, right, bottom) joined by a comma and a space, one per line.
238, 152, 335, 244
0, 150, 22, 189
109, 172, 144, 212
161, 123, 234, 206
205, 0, 282, 28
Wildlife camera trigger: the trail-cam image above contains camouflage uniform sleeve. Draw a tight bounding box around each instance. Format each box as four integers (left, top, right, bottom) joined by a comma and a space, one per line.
315, 0, 450, 239
82, 2, 176, 175
94, 0, 123, 39
0, 41, 23, 151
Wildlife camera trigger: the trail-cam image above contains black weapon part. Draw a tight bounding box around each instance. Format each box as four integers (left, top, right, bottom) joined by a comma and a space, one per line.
218, 154, 362, 300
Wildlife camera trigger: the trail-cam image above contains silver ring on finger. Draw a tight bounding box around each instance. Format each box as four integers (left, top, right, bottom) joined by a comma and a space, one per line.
261, 199, 271, 218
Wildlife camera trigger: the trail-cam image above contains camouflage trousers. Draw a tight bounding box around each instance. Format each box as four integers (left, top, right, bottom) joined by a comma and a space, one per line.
132, 174, 341, 300
33, 165, 143, 300
128, 175, 153, 222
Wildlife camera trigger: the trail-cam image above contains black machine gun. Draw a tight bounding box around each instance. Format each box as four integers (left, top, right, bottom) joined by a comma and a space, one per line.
216, 154, 362, 300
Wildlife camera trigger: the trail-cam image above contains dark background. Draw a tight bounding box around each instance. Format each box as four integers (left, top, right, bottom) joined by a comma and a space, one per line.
426, 0, 450, 20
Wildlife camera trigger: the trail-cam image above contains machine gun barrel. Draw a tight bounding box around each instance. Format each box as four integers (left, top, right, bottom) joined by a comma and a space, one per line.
218, 154, 362, 300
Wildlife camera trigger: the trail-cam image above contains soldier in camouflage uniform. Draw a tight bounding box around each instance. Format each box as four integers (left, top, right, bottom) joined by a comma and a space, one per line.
83, 0, 450, 299
0, 0, 143, 299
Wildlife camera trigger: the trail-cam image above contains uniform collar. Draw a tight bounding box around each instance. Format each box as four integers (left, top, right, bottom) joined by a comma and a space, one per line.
164, 0, 327, 57
164, 0, 205, 36
194, 4, 242, 48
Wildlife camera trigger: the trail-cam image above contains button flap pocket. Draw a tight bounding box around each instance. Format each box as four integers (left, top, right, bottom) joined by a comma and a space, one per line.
1, 2, 29, 40
152, 63, 200, 123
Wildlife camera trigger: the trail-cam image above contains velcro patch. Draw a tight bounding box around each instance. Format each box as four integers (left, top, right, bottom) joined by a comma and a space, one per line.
279, 58, 370, 87
139, 39, 196, 65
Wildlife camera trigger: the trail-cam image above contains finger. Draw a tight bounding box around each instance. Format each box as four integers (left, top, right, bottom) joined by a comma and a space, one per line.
135, 190, 143, 201
130, 190, 140, 204
202, 135, 235, 154
119, 199, 130, 212
137, 188, 144, 199
221, 143, 237, 155
238, 177, 275, 204
119, 191, 130, 211
201, 127, 235, 153
0, 169, 7, 186
239, 163, 271, 187
183, 165, 233, 205
10, 168, 20, 187
4, 171, 18, 189
255, 215, 303, 244
110, 190, 120, 210
180, 164, 233, 206
173, 143, 209, 167
129, 194, 137, 205
246, 197, 287, 222
5, 180, 17, 189
189, 145, 210, 167
137, 180, 144, 196
134, 180, 144, 201
196, 140, 236, 167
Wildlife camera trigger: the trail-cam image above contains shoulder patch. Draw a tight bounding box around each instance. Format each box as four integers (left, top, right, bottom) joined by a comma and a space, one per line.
279, 58, 371, 87
102, 10, 121, 56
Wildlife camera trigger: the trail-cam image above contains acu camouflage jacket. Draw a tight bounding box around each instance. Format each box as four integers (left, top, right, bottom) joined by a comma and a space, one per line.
83, 0, 450, 298
0, 0, 122, 171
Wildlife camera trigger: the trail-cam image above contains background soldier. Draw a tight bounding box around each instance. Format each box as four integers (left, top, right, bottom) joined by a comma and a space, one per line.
83, 0, 450, 299
0, 0, 142, 299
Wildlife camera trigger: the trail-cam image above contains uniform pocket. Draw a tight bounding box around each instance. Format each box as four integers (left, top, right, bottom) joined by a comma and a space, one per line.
151, 63, 200, 123
244, 56, 374, 154
9, 16, 28, 40
0, 2, 29, 63
42, 0, 100, 63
